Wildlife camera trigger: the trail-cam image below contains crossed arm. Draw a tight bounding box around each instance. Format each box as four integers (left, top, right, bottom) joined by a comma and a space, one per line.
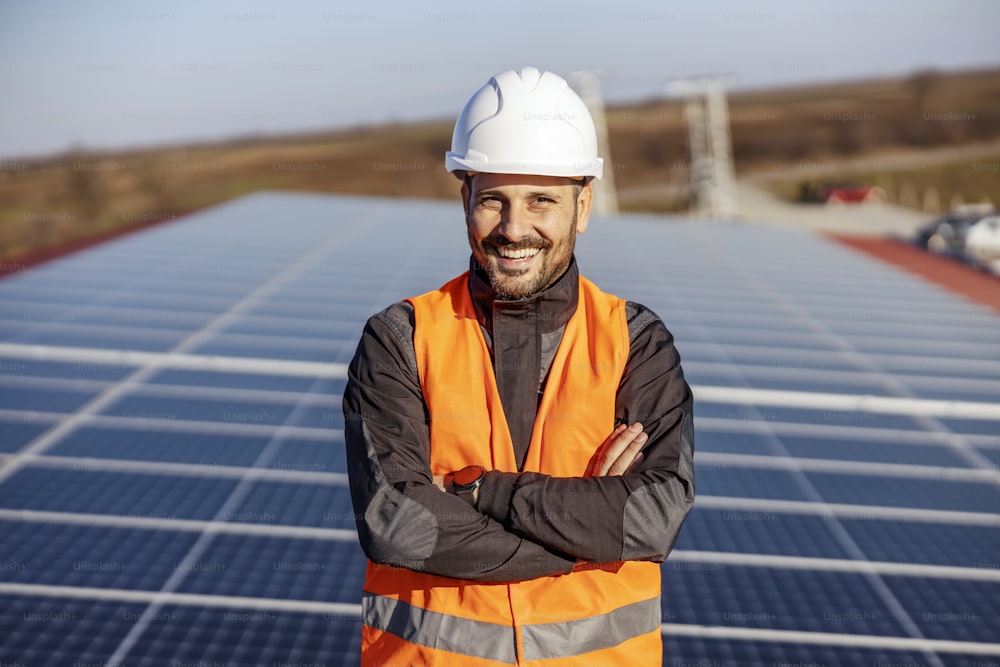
434, 421, 650, 493
343, 302, 695, 582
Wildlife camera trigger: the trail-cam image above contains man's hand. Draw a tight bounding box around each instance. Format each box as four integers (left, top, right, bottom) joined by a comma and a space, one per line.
585, 422, 647, 477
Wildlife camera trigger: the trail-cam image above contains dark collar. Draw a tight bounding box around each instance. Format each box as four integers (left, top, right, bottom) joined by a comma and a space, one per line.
468, 255, 580, 334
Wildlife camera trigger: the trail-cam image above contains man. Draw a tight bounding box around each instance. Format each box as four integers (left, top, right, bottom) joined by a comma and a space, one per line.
344, 66, 695, 666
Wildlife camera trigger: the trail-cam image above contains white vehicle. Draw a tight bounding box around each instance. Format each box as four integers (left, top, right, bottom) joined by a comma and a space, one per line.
963, 215, 1000, 273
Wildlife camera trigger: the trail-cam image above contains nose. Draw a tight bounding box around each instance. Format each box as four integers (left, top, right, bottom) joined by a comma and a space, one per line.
497, 204, 532, 242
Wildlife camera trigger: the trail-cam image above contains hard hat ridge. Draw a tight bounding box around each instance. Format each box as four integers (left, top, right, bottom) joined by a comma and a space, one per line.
512, 65, 542, 91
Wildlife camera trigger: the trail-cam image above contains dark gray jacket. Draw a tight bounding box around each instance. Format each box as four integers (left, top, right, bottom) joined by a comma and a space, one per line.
343, 257, 695, 582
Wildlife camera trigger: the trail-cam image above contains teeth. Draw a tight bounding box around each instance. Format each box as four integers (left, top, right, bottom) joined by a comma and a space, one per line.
498, 247, 540, 260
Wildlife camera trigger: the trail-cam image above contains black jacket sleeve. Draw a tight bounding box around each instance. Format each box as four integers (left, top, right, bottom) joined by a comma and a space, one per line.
343, 303, 576, 583
475, 303, 695, 563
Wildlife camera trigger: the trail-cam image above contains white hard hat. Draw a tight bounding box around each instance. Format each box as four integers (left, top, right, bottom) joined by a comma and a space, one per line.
446, 66, 603, 180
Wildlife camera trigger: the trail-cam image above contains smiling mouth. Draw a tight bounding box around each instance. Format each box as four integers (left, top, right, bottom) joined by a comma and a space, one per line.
496, 246, 541, 260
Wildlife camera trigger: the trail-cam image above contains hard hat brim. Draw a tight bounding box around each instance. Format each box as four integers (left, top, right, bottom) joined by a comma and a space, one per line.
445, 154, 603, 180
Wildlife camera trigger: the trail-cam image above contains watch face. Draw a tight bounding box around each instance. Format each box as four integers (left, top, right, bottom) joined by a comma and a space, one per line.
453, 465, 484, 487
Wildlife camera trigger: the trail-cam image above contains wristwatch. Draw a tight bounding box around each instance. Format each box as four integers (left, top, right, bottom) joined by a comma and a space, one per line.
452, 465, 485, 508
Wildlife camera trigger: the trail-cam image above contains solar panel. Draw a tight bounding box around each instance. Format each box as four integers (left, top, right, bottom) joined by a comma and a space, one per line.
1, 191, 998, 665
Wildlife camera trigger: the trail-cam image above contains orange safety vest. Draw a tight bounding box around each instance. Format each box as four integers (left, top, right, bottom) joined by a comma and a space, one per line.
361, 272, 663, 666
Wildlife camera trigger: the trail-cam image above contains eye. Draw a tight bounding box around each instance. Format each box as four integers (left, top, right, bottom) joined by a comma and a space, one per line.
478, 196, 502, 208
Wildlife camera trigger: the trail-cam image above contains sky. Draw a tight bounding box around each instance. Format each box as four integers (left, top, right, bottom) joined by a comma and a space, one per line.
1, 0, 998, 160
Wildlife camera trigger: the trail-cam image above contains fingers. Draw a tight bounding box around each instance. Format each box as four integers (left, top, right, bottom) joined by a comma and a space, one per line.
586, 424, 624, 477
595, 422, 647, 476
603, 429, 647, 476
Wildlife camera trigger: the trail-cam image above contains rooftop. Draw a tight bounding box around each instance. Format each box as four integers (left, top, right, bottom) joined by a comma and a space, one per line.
1, 192, 997, 665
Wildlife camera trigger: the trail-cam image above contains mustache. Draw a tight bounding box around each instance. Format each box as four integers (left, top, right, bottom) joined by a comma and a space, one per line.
483, 236, 552, 251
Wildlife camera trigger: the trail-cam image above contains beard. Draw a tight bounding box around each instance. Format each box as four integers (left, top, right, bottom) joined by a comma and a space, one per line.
483, 238, 557, 301
471, 227, 576, 301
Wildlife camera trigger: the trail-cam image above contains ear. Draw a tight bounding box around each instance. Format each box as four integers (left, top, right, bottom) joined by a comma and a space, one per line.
575, 182, 593, 234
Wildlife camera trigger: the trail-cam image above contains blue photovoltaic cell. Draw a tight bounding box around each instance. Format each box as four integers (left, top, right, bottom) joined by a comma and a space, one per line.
123, 277, 255, 298
2, 193, 999, 665
269, 435, 345, 474
693, 466, 810, 501
690, 429, 777, 455
701, 347, 865, 371
729, 374, 897, 396
101, 394, 296, 426
55, 307, 214, 332
176, 534, 366, 604
904, 382, 1000, 404
0, 520, 198, 590
242, 300, 365, 321
831, 318, 1000, 345
48, 426, 272, 467
120, 605, 362, 666
100, 292, 237, 313
661, 635, 986, 667
0, 322, 33, 340
872, 355, 1000, 382
0, 420, 52, 453
776, 433, 971, 467
661, 566, 908, 636
40, 312, 201, 335
976, 447, 1000, 466
883, 577, 1000, 643
695, 402, 928, 431
190, 336, 346, 362
0, 294, 84, 314
145, 368, 342, 394
850, 336, 1000, 362
293, 403, 345, 429
693, 328, 838, 351
696, 428, 975, 468
221, 315, 361, 340
938, 417, 1000, 437
0, 467, 237, 521
806, 472, 1000, 513
673, 507, 849, 559
0, 284, 106, 306
0, 595, 145, 666
0, 356, 134, 381
7, 325, 186, 352
0, 385, 99, 413
225, 480, 355, 529
840, 519, 1000, 568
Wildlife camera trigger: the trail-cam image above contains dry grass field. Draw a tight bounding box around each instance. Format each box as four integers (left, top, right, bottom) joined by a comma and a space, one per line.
1, 68, 998, 267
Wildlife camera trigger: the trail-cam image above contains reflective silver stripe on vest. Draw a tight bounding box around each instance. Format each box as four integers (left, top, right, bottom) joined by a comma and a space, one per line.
363, 591, 518, 664
521, 596, 661, 661
364, 592, 661, 663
